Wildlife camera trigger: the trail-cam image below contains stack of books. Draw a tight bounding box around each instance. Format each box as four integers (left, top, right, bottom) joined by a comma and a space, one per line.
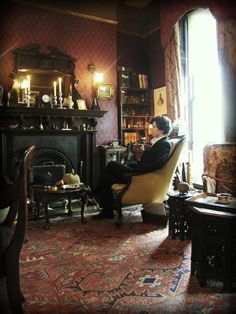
123, 132, 139, 145
138, 74, 148, 88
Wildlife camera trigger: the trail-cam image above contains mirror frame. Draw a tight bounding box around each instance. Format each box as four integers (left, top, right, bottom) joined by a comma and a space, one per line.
11, 44, 78, 107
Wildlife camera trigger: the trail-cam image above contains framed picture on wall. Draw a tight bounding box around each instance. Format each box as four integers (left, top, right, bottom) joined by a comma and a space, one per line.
97, 84, 114, 100
154, 86, 167, 115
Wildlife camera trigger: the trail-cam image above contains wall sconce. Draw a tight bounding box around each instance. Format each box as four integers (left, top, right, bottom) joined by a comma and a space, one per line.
88, 64, 104, 110
94, 72, 104, 84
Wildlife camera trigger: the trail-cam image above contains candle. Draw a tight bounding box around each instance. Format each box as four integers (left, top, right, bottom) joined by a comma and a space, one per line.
58, 77, 62, 93
53, 81, 57, 96
27, 75, 30, 92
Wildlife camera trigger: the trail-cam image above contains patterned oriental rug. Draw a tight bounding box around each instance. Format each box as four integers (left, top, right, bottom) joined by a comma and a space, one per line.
19, 213, 235, 313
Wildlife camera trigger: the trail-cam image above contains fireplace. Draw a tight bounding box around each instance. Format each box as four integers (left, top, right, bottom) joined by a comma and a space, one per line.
0, 45, 107, 189
32, 148, 74, 171
12, 134, 82, 174
0, 106, 106, 189
30, 148, 74, 186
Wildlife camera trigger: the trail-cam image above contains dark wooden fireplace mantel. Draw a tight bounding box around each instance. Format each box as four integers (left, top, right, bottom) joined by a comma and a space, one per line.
0, 106, 106, 126
0, 106, 106, 188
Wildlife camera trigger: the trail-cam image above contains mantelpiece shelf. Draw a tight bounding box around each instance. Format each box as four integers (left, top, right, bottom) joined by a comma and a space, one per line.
0, 106, 107, 188
0, 106, 106, 132
0, 106, 106, 118
1, 129, 97, 134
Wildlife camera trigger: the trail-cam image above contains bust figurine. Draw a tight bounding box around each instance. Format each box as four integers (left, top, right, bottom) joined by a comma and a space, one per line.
67, 95, 74, 109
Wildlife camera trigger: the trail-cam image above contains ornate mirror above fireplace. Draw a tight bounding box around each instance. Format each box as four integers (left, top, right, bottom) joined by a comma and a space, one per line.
10, 44, 78, 107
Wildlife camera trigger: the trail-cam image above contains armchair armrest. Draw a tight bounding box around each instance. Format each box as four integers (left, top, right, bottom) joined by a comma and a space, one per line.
121, 170, 171, 204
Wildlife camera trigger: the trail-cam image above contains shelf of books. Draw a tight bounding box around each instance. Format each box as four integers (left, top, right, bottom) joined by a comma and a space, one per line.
117, 66, 152, 146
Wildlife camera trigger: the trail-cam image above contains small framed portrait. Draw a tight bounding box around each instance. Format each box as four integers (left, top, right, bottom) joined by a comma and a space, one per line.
97, 84, 114, 100
154, 86, 167, 115
77, 99, 87, 110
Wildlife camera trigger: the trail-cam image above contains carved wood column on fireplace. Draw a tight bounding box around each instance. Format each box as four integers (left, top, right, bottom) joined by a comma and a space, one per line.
0, 106, 106, 189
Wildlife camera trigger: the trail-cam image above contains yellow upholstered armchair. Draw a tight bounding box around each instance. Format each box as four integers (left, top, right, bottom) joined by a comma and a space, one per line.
112, 136, 186, 227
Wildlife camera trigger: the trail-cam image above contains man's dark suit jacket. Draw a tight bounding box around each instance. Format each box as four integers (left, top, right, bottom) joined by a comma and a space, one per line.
134, 136, 172, 174
94, 136, 171, 211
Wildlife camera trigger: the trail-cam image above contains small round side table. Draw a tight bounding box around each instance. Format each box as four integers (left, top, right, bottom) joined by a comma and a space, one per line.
33, 184, 90, 228
168, 190, 198, 240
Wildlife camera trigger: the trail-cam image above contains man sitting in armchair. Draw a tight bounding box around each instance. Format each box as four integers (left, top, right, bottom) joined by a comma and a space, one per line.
92, 115, 172, 219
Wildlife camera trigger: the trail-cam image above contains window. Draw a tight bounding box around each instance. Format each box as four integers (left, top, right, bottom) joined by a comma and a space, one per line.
180, 8, 224, 184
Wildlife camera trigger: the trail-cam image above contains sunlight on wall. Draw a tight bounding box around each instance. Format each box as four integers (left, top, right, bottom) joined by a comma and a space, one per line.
187, 8, 224, 183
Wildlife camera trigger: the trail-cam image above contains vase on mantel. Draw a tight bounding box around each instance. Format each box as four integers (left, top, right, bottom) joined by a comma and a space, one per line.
91, 97, 100, 110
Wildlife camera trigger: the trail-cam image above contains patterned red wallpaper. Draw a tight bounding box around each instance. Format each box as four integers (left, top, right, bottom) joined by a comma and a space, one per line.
0, 2, 118, 145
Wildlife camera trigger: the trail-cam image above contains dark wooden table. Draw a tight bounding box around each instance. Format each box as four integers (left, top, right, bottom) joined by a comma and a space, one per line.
167, 190, 200, 240
33, 184, 90, 228
186, 193, 236, 292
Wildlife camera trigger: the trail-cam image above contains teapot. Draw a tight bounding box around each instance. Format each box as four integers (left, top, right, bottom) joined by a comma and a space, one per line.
63, 169, 80, 185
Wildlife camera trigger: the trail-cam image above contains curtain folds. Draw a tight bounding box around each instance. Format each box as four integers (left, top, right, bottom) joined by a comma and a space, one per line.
160, 0, 236, 50
164, 23, 182, 121
217, 19, 236, 141
162, 2, 236, 140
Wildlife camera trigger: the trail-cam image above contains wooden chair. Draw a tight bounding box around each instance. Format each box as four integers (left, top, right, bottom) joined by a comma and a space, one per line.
112, 136, 186, 227
0, 145, 35, 313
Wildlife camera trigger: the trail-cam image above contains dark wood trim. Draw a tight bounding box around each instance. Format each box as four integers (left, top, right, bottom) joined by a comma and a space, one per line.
0, 106, 107, 189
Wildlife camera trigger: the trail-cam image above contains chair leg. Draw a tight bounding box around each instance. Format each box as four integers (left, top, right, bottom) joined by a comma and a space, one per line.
6, 260, 24, 314
112, 199, 123, 228
116, 208, 122, 228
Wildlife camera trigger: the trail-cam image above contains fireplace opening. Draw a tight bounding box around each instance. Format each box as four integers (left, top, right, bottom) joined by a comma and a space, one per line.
32, 148, 73, 170
28, 148, 78, 218
30, 148, 74, 186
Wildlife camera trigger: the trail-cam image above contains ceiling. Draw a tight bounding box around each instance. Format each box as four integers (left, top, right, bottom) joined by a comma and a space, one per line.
9, 0, 159, 35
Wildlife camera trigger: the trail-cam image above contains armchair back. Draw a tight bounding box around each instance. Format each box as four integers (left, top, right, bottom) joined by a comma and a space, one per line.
121, 136, 186, 204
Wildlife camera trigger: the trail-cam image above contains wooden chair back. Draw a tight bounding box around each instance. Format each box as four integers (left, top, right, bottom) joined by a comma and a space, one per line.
0, 145, 35, 313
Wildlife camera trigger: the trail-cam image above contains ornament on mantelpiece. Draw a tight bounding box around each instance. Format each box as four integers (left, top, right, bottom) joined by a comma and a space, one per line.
91, 97, 100, 110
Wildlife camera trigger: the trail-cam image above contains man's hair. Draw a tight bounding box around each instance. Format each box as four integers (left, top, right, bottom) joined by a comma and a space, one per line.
150, 115, 172, 135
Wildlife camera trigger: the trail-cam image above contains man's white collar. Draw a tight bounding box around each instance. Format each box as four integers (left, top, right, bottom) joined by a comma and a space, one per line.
150, 135, 166, 146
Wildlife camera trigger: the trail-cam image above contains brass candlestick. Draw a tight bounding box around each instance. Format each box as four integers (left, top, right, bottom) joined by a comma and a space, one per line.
58, 92, 63, 109
24, 90, 31, 107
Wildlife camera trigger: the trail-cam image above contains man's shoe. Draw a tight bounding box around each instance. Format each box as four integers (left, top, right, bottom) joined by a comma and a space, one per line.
92, 210, 114, 220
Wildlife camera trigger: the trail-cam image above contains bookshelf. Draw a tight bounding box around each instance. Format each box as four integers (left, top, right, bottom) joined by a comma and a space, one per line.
118, 67, 152, 146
